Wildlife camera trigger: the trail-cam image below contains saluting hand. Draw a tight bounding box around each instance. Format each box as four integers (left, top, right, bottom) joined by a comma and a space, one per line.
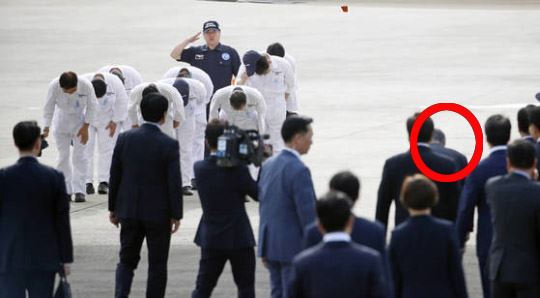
187, 32, 201, 43
106, 121, 117, 137
171, 219, 181, 234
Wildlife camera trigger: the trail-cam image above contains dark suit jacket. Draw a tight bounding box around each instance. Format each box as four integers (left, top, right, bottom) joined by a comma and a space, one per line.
455, 149, 506, 258
486, 173, 540, 283
430, 143, 468, 172
193, 156, 258, 249
535, 142, 540, 179
0, 157, 73, 272
109, 123, 182, 222
288, 241, 388, 298
388, 215, 467, 298
375, 146, 460, 229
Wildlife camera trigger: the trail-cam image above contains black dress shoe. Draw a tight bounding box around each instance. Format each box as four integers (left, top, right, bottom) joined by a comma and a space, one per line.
182, 186, 193, 196
98, 182, 109, 195
74, 193, 86, 203
191, 179, 197, 190
86, 183, 95, 195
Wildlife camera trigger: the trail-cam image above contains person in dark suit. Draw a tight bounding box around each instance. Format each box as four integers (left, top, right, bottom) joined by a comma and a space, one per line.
109, 93, 183, 298
191, 119, 258, 298
303, 171, 392, 295
288, 192, 388, 298
388, 174, 467, 298
375, 113, 460, 230
0, 121, 73, 298
527, 106, 540, 177
258, 115, 317, 298
430, 128, 468, 175
455, 114, 511, 298
517, 104, 535, 144
486, 140, 540, 298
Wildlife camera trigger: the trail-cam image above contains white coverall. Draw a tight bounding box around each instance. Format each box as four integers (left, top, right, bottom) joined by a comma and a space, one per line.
283, 53, 299, 113
238, 55, 295, 153
210, 85, 266, 133
162, 66, 213, 164
98, 65, 144, 131
160, 77, 206, 188
82, 73, 128, 184
128, 82, 185, 139
43, 76, 98, 195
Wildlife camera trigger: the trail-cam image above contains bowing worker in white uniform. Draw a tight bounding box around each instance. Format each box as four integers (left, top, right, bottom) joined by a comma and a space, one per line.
266, 42, 299, 116
237, 50, 295, 153
43, 71, 98, 202
128, 82, 185, 139
160, 71, 206, 195
81, 72, 128, 196
98, 65, 144, 131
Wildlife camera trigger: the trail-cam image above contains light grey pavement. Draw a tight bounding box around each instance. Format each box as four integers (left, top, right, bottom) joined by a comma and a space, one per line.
2, 0, 540, 296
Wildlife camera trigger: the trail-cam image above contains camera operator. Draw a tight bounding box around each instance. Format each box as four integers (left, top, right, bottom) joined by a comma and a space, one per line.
191, 119, 258, 298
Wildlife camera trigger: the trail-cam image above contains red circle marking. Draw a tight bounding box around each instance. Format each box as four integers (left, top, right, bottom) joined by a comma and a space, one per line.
410, 103, 483, 182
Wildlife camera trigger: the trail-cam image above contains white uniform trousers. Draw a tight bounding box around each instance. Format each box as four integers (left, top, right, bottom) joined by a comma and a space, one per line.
177, 116, 195, 187
53, 131, 88, 195
192, 112, 207, 164
265, 97, 287, 153
85, 124, 119, 184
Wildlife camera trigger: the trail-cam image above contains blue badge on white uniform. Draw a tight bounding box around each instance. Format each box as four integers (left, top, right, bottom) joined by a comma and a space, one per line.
75, 100, 80, 109
222, 53, 230, 61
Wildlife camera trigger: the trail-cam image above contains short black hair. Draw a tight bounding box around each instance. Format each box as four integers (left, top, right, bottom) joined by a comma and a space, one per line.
140, 93, 168, 123
13, 121, 41, 151
177, 68, 191, 78
255, 56, 270, 75
91, 79, 107, 98
329, 171, 361, 202
316, 191, 353, 233
507, 139, 536, 169
205, 119, 228, 149
517, 104, 535, 134
59, 71, 78, 89
230, 88, 247, 110
400, 174, 439, 210
406, 113, 434, 143
528, 106, 540, 132
142, 84, 159, 98
109, 68, 125, 85
485, 114, 511, 146
266, 42, 285, 57
431, 128, 446, 147
281, 115, 313, 143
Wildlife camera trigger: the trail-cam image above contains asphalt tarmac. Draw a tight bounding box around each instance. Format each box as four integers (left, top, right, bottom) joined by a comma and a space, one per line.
1, 0, 540, 296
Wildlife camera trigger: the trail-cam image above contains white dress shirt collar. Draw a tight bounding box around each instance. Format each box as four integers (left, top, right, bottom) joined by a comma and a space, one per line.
323, 232, 351, 243
418, 142, 430, 148
489, 145, 507, 155
142, 121, 161, 128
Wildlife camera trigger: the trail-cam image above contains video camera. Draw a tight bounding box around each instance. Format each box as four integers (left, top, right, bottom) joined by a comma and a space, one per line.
216, 125, 272, 167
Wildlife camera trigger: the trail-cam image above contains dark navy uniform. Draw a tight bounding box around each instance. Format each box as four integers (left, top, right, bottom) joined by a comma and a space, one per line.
177, 43, 241, 94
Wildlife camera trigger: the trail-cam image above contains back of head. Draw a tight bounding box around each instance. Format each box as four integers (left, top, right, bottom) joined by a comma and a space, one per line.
316, 191, 353, 233
517, 104, 535, 134
59, 71, 78, 89
230, 87, 247, 110
177, 68, 192, 78
507, 139, 536, 169
528, 106, 540, 131
431, 128, 446, 147
13, 121, 41, 151
400, 174, 439, 210
142, 84, 159, 98
140, 93, 168, 123
109, 68, 125, 85
205, 119, 228, 150
91, 79, 107, 98
484, 114, 511, 146
406, 113, 434, 143
266, 42, 285, 57
255, 56, 270, 75
281, 115, 313, 143
329, 171, 360, 202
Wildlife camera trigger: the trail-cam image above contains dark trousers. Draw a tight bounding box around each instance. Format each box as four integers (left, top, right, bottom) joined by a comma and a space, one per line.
192, 247, 255, 298
479, 255, 491, 298
115, 219, 171, 298
0, 271, 55, 298
492, 281, 540, 298
266, 260, 293, 298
